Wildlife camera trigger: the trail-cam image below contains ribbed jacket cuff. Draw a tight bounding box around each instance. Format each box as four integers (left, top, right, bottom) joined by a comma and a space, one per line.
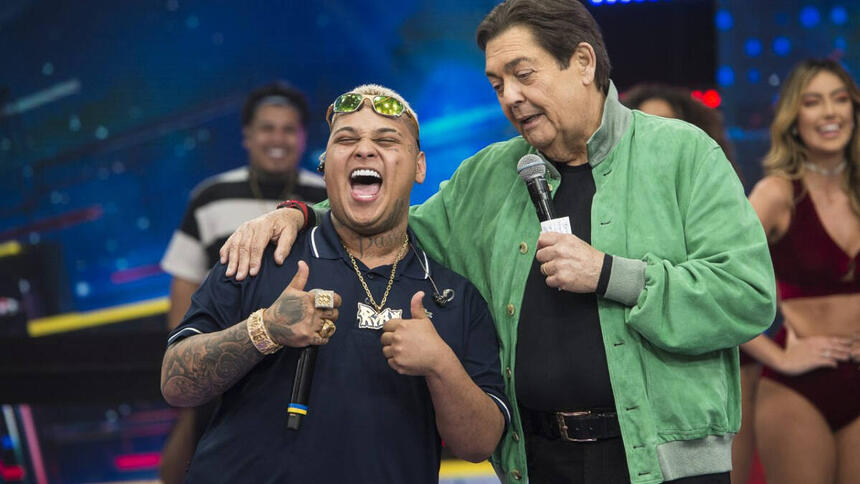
604, 255, 646, 306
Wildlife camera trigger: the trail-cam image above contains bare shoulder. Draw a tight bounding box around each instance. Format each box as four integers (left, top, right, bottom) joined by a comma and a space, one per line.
749, 175, 794, 241
750, 175, 793, 206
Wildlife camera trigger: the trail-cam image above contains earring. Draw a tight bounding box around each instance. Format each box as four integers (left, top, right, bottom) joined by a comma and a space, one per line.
317, 152, 326, 173
791, 126, 798, 136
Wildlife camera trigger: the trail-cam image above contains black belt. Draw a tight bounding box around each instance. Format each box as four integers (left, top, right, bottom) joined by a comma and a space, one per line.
520, 407, 621, 442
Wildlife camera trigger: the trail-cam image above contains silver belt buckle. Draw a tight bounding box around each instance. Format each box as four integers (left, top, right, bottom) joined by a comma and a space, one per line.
555, 410, 597, 442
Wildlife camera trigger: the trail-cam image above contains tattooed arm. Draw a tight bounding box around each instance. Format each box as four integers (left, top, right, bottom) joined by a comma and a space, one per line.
161, 320, 263, 407
160, 261, 342, 407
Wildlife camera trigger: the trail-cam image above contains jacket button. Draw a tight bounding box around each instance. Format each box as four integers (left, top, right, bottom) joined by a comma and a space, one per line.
548, 184, 554, 192
506, 303, 515, 316
512, 469, 522, 480
518, 242, 528, 254
505, 367, 512, 378
512, 431, 520, 442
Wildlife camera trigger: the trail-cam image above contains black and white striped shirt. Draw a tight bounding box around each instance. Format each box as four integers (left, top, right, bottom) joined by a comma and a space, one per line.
161, 166, 326, 283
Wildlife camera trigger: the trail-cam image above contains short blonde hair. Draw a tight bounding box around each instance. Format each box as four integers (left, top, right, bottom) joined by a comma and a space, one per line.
327, 84, 420, 147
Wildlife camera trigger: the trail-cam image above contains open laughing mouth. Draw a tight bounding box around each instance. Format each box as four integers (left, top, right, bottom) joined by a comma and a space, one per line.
349, 168, 383, 201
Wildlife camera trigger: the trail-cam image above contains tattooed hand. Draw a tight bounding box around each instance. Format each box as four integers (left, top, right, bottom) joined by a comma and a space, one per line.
161, 260, 342, 407
262, 260, 342, 347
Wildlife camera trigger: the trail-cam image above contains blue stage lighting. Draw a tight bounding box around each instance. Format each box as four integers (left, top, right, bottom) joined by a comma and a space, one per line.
717, 66, 735, 87
772, 37, 791, 56
835, 36, 847, 50
800, 6, 820, 28
715, 10, 733, 31
744, 39, 762, 57
747, 68, 761, 84
728, 127, 745, 141
831, 6, 848, 25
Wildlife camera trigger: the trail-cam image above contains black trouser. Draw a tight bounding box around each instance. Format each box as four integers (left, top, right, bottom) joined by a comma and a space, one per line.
524, 430, 731, 484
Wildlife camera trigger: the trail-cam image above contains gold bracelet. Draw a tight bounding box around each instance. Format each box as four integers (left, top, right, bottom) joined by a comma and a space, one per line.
247, 309, 283, 355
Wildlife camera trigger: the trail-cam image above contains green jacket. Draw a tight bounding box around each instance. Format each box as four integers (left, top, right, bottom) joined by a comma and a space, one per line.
408, 84, 775, 483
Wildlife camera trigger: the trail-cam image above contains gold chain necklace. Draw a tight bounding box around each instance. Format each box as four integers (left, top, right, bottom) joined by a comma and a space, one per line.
342, 234, 409, 312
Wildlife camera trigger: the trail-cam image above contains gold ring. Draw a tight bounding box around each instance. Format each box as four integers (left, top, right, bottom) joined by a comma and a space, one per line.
540, 264, 548, 276
319, 319, 336, 339
311, 289, 335, 309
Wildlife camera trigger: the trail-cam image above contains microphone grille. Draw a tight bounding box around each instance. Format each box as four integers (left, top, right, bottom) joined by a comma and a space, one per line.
517, 154, 546, 181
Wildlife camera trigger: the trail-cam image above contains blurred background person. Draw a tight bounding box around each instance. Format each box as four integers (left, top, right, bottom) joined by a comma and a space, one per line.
158, 81, 326, 482
622, 83, 742, 181
740, 58, 860, 484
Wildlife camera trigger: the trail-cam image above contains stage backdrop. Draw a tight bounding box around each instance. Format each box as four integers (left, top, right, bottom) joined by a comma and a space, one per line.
717, 0, 858, 184
0, 0, 716, 317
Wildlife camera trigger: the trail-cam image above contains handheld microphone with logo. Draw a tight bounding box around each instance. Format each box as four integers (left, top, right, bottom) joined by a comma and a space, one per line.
517, 154, 556, 222
286, 346, 318, 430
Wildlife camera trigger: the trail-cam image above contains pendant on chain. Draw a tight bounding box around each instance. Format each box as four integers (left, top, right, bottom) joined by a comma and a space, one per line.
356, 302, 402, 330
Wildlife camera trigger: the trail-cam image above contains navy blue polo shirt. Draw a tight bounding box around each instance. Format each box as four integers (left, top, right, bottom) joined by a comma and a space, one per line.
168, 213, 510, 484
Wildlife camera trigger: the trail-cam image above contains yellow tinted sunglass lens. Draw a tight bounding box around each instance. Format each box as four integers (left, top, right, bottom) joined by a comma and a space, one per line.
372, 96, 404, 116
334, 93, 364, 113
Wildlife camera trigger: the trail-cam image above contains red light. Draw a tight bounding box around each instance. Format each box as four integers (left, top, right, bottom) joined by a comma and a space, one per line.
689, 89, 721, 108
0, 463, 26, 481
114, 452, 161, 471
702, 89, 722, 108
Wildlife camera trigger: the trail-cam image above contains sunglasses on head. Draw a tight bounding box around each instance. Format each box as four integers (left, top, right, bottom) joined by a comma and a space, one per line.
326, 93, 407, 122
325, 93, 420, 147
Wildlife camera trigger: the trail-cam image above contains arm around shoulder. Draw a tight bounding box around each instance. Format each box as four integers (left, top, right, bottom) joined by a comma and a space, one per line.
219, 206, 307, 280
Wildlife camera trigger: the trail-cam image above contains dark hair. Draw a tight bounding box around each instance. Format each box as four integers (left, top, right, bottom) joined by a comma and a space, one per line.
241, 82, 310, 128
622, 83, 742, 181
476, 0, 611, 94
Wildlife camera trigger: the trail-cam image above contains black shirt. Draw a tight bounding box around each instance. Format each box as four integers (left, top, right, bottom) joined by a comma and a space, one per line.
515, 162, 614, 411
168, 214, 510, 483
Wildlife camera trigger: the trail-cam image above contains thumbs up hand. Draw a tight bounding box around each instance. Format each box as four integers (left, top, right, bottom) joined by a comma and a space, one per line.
262, 261, 341, 347
381, 292, 455, 376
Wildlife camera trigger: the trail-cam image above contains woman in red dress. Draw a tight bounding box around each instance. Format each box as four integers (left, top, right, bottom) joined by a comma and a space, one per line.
740, 58, 860, 484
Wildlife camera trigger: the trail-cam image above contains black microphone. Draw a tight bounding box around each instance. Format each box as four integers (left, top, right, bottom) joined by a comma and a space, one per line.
517, 154, 555, 221
286, 346, 318, 430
